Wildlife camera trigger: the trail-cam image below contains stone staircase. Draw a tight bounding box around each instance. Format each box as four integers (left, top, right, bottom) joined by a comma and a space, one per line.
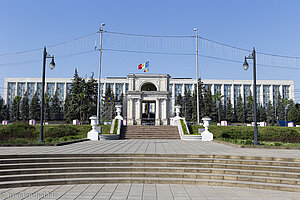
120, 126, 180, 139
0, 154, 299, 192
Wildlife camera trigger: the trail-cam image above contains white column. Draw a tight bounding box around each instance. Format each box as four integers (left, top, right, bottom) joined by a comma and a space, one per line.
279, 85, 283, 97
260, 85, 263, 106
211, 84, 215, 95
290, 84, 294, 101
162, 98, 168, 125
241, 84, 244, 102
270, 85, 274, 104
182, 84, 185, 96
136, 98, 141, 125
172, 83, 175, 113
155, 98, 160, 125
221, 84, 224, 105
231, 84, 234, 107
64, 82, 67, 101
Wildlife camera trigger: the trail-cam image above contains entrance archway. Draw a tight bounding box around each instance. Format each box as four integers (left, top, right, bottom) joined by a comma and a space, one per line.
141, 82, 157, 91
141, 101, 155, 125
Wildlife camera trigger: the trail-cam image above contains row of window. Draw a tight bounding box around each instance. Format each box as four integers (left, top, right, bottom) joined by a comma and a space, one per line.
169, 84, 290, 108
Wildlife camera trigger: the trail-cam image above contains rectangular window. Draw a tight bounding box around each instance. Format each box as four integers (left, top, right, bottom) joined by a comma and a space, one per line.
273, 85, 280, 107
17, 82, 26, 97
283, 85, 289, 99
125, 83, 129, 91
214, 84, 221, 95
185, 84, 193, 94
234, 85, 241, 107
66, 83, 72, 95
175, 84, 183, 101
169, 84, 173, 94
204, 84, 211, 93
8, 82, 16, 107
244, 85, 251, 104
47, 83, 55, 98
116, 83, 124, 100
224, 85, 231, 106
37, 83, 43, 100
256, 85, 261, 106
263, 85, 270, 108
106, 83, 114, 92
27, 83, 35, 101
57, 83, 65, 103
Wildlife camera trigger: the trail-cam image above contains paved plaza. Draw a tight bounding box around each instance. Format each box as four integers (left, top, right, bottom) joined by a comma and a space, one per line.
1, 140, 299, 199
0, 140, 299, 159
0, 184, 299, 200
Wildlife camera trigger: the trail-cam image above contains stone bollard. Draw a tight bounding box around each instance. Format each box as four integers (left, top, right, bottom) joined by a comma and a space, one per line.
2, 120, 8, 125
73, 119, 80, 125
221, 121, 227, 126
288, 122, 294, 127
87, 116, 99, 140
29, 119, 36, 125
174, 105, 181, 117
115, 104, 123, 120
201, 116, 213, 141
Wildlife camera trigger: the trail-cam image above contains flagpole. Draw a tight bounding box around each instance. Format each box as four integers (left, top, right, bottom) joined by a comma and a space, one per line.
194, 28, 200, 125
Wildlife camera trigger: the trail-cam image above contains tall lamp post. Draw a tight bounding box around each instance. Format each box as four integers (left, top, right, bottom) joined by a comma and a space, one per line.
97, 23, 105, 124
38, 46, 55, 143
194, 28, 200, 125
243, 47, 259, 145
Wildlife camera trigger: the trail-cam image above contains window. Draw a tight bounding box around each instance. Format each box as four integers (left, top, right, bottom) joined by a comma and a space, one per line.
8, 82, 16, 107
273, 85, 280, 107
203, 84, 211, 93
224, 85, 231, 106
283, 86, 289, 99
169, 84, 173, 94
244, 85, 251, 104
234, 85, 241, 107
185, 84, 193, 94
175, 84, 183, 101
57, 83, 65, 103
47, 83, 55, 98
214, 84, 221, 95
17, 82, 26, 97
37, 83, 43, 100
66, 83, 72, 95
27, 83, 35, 101
263, 85, 270, 108
256, 85, 261, 106
116, 83, 124, 100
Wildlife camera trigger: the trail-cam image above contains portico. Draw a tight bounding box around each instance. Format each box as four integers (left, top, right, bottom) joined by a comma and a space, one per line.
126, 74, 170, 125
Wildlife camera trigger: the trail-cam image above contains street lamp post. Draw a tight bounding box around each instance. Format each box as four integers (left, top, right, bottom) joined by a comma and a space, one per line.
38, 46, 55, 143
97, 23, 105, 124
243, 47, 259, 145
194, 28, 200, 125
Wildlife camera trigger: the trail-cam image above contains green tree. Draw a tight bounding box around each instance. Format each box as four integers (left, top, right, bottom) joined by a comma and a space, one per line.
102, 84, 115, 123
245, 95, 254, 122
76, 92, 85, 124
10, 96, 21, 121
276, 95, 285, 121
50, 91, 62, 121
203, 89, 215, 120
258, 105, 266, 122
183, 90, 193, 121
225, 100, 234, 122
266, 100, 275, 125
83, 74, 97, 120
64, 69, 85, 122
20, 92, 29, 121
287, 102, 299, 123
2, 105, 9, 120
44, 94, 51, 121
30, 92, 41, 120
235, 94, 244, 123
212, 92, 224, 123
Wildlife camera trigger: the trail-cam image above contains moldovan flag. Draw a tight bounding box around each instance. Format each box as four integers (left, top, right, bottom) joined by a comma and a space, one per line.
138, 61, 149, 72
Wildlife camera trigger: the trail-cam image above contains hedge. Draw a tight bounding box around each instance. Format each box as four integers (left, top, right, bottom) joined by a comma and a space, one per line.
190, 125, 300, 143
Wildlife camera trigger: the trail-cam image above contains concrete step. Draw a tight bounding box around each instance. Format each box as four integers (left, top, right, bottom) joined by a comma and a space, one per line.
121, 126, 180, 139
0, 177, 299, 192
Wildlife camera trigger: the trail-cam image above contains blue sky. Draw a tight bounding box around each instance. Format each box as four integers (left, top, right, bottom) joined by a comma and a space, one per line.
0, 0, 300, 102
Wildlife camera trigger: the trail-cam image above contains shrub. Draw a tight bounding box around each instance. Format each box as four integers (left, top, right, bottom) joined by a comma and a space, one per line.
113, 119, 119, 134
0, 123, 37, 142
44, 125, 78, 138
180, 119, 188, 134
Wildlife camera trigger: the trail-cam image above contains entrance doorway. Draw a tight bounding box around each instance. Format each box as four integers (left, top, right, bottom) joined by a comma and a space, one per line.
141, 101, 155, 125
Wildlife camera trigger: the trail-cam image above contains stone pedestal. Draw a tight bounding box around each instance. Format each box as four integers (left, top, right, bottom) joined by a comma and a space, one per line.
29, 119, 36, 125
87, 116, 99, 141
202, 117, 213, 141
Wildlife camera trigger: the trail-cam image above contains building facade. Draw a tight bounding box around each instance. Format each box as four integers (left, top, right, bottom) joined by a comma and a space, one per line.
4, 74, 294, 125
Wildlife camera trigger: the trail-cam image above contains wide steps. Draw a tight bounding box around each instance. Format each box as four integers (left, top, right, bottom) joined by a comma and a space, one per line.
0, 154, 299, 192
121, 126, 180, 139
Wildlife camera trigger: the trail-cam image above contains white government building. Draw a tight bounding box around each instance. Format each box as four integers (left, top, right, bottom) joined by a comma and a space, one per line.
4, 74, 294, 125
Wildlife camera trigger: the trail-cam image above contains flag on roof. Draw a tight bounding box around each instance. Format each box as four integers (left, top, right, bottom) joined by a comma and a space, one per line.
138, 61, 149, 72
